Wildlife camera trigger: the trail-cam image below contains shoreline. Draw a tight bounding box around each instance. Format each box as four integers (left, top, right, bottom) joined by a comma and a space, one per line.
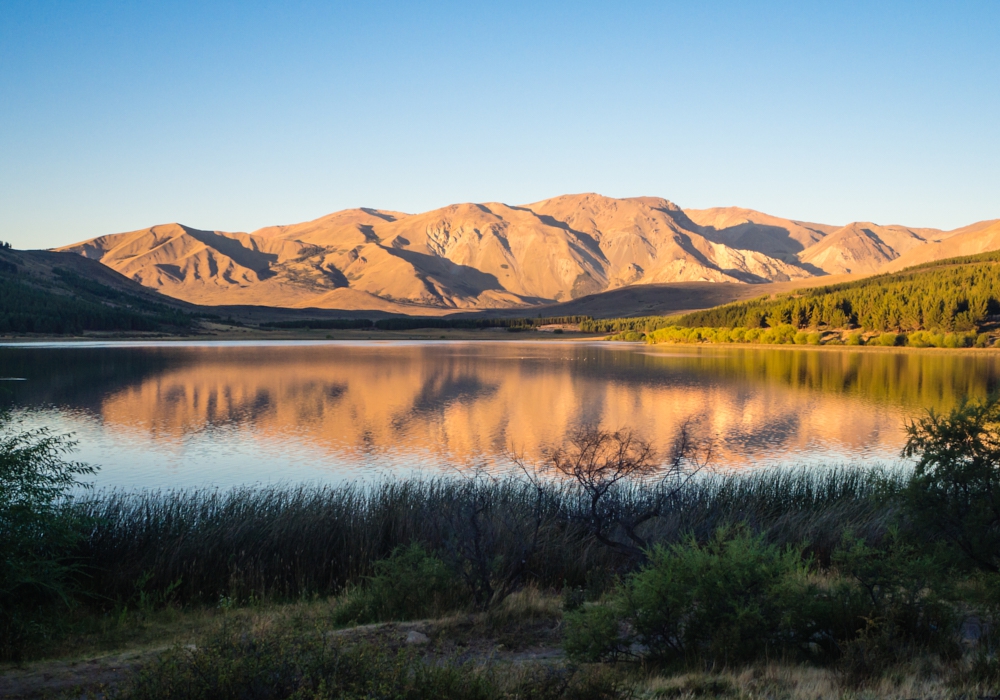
636, 340, 1000, 355
0, 327, 605, 344
4, 329, 998, 353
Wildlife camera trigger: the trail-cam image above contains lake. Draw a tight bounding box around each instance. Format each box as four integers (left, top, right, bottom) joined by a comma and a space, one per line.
1, 340, 997, 489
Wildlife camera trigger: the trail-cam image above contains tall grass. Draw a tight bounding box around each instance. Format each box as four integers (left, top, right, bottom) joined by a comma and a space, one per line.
73, 466, 903, 608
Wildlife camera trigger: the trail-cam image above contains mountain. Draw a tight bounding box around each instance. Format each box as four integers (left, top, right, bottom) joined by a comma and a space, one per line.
682, 207, 836, 261
881, 220, 1000, 272
56, 194, 1000, 312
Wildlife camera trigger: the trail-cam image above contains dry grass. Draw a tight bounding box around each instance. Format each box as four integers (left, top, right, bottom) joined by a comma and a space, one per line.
640, 660, 995, 699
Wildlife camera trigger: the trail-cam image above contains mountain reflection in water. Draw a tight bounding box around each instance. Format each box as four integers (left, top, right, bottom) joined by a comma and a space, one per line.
2, 341, 998, 489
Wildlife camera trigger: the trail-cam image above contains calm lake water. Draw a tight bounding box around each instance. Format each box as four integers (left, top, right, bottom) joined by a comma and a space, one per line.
1, 340, 998, 489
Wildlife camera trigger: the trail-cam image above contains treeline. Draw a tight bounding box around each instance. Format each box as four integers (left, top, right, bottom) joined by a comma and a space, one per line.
0, 265, 193, 334
584, 251, 1000, 336
610, 324, 991, 349
261, 315, 591, 331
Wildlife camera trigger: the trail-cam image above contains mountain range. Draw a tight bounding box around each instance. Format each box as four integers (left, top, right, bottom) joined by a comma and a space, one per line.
57, 194, 1000, 312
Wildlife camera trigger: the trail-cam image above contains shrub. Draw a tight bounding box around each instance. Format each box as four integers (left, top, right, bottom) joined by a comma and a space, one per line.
807, 332, 823, 345
563, 601, 625, 662
794, 331, 809, 345
902, 396, 1000, 573
565, 527, 814, 665
0, 412, 95, 660
831, 528, 958, 682
845, 332, 864, 346
876, 333, 900, 347
907, 330, 932, 348
333, 543, 466, 625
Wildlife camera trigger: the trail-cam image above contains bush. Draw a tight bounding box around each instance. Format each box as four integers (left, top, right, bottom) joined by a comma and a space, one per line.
830, 528, 959, 684
565, 527, 814, 665
333, 543, 466, 625
907, 330, 933, 348
0, 412, 95, 660
563, 602, 625, 662
902, 396, 1000, 573
845, 332, 864, 346
876, 333, 900, 347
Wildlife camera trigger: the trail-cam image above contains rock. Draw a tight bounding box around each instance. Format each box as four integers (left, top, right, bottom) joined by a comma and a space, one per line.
405, 630, 429, 645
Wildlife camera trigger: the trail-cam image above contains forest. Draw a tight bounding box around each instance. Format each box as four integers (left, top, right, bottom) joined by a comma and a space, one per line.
0, 252, 194, 334
581, 251, 1000, 338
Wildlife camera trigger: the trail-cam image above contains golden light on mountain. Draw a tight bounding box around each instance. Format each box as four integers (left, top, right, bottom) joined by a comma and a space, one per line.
56, 194, 1000, 313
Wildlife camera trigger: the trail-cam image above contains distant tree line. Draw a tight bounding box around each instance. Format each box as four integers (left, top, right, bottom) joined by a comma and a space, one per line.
582, 252, 1000, 335
261, 315, 592, 331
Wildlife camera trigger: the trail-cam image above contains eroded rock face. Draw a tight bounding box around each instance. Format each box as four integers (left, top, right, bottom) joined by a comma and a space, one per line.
55, 195, 999, 311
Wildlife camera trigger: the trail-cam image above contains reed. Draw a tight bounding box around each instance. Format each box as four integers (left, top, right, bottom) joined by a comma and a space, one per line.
72, 465, 902, 608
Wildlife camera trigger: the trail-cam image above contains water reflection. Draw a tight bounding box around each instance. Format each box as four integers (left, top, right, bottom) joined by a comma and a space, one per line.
1, 342, 997, 489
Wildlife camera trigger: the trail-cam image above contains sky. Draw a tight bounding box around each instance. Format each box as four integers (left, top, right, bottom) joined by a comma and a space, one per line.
1, 1, 998, 250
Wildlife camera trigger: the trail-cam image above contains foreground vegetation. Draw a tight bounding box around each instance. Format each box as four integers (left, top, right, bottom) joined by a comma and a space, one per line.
7, 397, 1000, 696
584, 251, 1000, 347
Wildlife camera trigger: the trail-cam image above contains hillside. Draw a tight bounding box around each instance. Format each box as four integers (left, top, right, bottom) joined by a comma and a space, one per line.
56, 194, 1000, 314
0, 246, 196, 334
583, 251, 1000, 336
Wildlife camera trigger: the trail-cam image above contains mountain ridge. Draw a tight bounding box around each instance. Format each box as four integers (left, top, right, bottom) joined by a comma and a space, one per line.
56, 194, 1000, 312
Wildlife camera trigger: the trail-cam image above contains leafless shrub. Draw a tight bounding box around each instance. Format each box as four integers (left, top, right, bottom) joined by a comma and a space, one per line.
544, 424, 710, 560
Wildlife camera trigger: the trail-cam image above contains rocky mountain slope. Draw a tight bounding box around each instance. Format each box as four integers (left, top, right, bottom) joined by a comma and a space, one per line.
56, 194, 999, 311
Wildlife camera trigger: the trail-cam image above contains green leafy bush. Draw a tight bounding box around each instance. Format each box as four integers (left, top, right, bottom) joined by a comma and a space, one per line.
830, 528, 959, 684
0, 412, 95, 660
902, 396, 1000, 573
564, 601, 624, 662
565, 527, 814, 665
333, 543, 466, 625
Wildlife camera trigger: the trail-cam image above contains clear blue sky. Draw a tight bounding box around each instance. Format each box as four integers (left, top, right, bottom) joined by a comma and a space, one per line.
2, 1, 998, 249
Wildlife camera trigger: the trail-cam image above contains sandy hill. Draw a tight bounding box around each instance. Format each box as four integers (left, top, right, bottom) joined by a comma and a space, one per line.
56, 195, 999, 313
881, 220, 1000, 272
